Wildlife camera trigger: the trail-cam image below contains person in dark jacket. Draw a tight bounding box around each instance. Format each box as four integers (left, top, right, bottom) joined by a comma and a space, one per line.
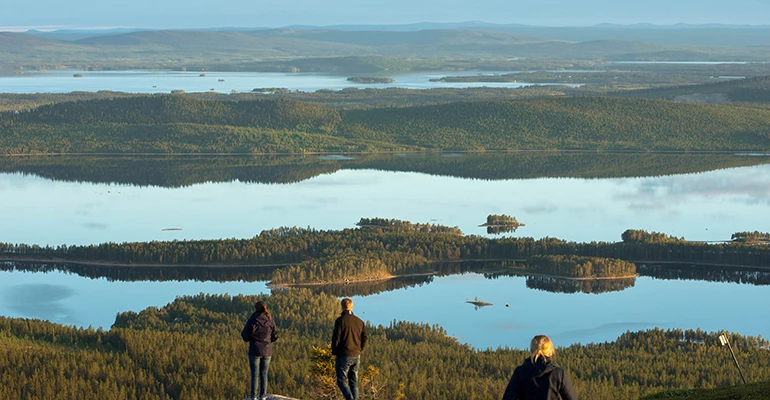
241, 300, 278, 400
331, 298, 368, 400
502, 335, 578, 400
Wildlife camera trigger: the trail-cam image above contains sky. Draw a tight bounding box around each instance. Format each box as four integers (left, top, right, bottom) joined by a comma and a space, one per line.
2, 0, 770, 31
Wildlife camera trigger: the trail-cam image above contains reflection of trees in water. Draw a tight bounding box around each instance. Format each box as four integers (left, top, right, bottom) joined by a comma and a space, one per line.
0, 156, 342, 188
2, 153, 769, 188
433, 261, 506, 276
524, 275, 636, 294
301, 275, 435, 297
484, 270, 636, 294
638, 264, 770, 286
486, 226, 519, 235
2, 262, 274, 282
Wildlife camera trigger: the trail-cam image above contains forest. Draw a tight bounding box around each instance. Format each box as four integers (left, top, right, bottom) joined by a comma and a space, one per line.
1, 221, 769, 286
2, 95, 770, 154
1, 290, 769, 400
523, 255, 637, 278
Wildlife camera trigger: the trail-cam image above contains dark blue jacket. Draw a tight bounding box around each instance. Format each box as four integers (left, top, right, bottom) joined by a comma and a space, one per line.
241, 312, 278, 357
502, 357, 578, 400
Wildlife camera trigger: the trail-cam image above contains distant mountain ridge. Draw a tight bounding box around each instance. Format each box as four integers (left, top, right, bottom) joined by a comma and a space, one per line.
3, 28, 765, 62
22, 22, 770, 46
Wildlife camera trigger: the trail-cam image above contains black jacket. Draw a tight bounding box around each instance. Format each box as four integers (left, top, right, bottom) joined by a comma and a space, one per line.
241, 312, 278, 357
502, 357, 578, 400
331, 310, 368, 357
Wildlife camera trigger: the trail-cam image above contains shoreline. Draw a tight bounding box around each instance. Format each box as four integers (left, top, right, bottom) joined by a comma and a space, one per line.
267, 271, 438, 289
3, 149, 770, 157
3, 257, 769, 285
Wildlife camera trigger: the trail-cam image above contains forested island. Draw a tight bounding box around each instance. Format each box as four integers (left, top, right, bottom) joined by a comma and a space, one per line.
346, 76, 394, 84
1, 220, 767, 286
480, 214, 524, 234
522, 255, 637, 279
2, 95, 770, 154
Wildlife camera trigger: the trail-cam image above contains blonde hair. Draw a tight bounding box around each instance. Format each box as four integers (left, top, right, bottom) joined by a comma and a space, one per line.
530, 335, 555, 363
341, 298, 353, 312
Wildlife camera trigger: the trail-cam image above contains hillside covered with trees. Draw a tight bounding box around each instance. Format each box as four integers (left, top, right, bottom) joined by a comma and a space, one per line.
2, 96, 770, 154
1, 291, 768, 400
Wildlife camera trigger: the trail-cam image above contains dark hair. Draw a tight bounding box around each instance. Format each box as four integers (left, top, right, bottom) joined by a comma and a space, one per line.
255, 300, 272, 320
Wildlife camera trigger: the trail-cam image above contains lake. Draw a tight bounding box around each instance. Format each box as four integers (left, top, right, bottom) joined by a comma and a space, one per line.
0, 70, 580, 94
2, 153, 770, 349
2, 154, 770, 246
2, 267, 768, 350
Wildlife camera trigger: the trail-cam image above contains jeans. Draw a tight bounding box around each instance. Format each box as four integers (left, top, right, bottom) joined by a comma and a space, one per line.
335, 355, 360, 400
249, 355, 271, 400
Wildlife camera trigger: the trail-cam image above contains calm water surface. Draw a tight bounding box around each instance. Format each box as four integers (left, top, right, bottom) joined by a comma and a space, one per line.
0, 70, 580, 94
1, 269, 767, 349
3, 164, 770, 246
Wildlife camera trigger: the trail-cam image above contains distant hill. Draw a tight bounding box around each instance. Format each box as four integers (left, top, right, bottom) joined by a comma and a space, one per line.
2, 28, 768, 74
0, 32, 79, 52
2, 96, 770, 154
281, 22, 770, 46
617, 75, 770, 103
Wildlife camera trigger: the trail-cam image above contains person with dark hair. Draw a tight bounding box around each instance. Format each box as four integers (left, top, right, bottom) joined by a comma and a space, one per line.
331, 297, 368, 400
241, 300, 279, 400
502, 335, 578, 400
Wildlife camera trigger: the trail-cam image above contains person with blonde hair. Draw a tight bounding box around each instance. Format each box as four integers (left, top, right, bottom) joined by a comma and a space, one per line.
502, 335, 577, 400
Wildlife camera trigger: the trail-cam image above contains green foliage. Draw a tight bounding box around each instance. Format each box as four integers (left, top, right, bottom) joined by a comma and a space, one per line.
2, 221, 770, 286
339, 97, 770, 151
356, 217, 462, 234
484, 214, 522, 226
623, 229, 686, 244
731, 231, 770, 243
3, 96, 770, 154
526, 255, 637, 278
2, 292, 770, 400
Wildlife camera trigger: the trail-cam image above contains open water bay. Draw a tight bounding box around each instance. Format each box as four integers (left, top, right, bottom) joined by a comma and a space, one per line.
0, 70, 579, 94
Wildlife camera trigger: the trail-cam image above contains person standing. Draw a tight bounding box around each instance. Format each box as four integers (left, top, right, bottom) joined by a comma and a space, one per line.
331, 298, 368, 400
241, 300, 279, 400
502, 335, 578, 400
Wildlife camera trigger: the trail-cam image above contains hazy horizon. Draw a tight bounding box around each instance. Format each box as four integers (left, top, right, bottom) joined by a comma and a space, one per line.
3, 0, 770, 31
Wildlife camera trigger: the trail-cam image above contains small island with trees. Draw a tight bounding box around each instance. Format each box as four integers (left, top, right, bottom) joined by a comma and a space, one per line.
518, 255, 638, 280
346, 76, 394, 84
480, 214, 524, 234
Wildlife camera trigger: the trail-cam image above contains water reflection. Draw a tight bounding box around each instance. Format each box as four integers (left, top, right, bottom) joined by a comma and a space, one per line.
0, 261, 275, 282
300, 274, 435, 298
2, 283, 77, 324
638, 263, 770, 286
0, 270, 268, 329
1, 268, 768, 348
2, 153, 769, 187
3, 153, 770, 246
486, 225, 520, 235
